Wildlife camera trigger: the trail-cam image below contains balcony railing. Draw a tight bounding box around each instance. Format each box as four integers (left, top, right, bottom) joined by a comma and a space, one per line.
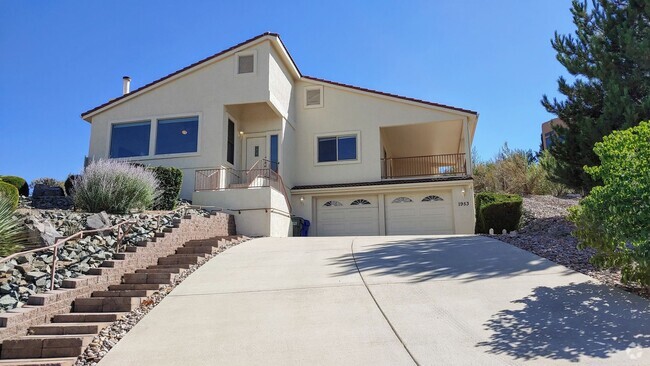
194, 162, 291, 212
381, 153, 466, 179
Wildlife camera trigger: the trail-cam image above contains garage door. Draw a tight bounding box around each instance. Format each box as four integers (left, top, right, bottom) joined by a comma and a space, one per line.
317, 196, 379, 236
385, 192, 453, 235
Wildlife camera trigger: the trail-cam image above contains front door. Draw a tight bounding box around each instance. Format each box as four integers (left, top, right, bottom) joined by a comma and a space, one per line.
246, 136, 266, 169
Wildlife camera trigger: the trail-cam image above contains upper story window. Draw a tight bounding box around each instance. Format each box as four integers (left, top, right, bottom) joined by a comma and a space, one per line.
317, 134, 358, 163
304, 86, 323, 108
237, 52, 256, 74
110, 121, 151, 158
155, 117, 198, 155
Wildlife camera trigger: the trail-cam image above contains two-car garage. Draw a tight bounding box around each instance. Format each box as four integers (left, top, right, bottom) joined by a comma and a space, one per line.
316, 191, 454, 236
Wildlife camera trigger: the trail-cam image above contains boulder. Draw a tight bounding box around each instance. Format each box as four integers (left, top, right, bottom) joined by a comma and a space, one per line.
86, 212, 111, 231
32, 184, 64, 198
0, 294, 17, 307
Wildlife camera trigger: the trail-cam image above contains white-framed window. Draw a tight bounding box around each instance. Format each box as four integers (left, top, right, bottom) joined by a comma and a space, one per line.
315, 132, 360, 164
108, 113, 200, 160
304, 85, 323, 108
236, 50, 256, 75
109, 121, 151, 158
155, 117, 199, 155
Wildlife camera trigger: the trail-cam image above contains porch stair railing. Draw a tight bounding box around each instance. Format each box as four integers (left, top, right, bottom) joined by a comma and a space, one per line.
194, 161, 291, 213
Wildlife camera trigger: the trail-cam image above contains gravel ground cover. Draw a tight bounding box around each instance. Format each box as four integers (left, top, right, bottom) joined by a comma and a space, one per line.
493, 195, 649, 299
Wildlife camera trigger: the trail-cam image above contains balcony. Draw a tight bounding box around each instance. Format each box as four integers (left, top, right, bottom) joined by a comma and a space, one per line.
381, 153, 466, 179
194, 162, 291, 212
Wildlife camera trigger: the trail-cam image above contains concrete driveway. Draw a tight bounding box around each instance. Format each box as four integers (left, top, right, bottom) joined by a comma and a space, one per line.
99, 236, 650, 365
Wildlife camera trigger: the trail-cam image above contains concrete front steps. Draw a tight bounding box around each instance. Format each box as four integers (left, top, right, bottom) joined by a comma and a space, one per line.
0, 236, 245, 365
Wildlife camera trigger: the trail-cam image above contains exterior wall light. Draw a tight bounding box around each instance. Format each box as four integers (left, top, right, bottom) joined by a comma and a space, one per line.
300, 196, 305, 204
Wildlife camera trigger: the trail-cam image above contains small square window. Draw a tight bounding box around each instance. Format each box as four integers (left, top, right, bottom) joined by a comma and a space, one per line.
237, 54, 255, 74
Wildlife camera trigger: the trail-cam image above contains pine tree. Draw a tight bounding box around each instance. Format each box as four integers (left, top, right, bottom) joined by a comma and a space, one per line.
541, 0, 650, 192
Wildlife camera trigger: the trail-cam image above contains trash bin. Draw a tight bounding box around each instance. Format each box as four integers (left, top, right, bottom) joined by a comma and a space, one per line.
291, 216, 304, 237
300, 220, 310, 236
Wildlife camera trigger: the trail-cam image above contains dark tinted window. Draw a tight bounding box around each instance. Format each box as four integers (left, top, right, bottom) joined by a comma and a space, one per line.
155, 117, 198, 155
337, 136, 357, 160
318, 137, 337, 162
110, 121, 150, 158
227, 120, 235, 164
317, 135, 357, 162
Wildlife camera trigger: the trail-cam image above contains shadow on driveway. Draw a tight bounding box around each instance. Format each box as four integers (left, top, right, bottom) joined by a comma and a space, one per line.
330, 236, 564, 283
477, 282, 650, 362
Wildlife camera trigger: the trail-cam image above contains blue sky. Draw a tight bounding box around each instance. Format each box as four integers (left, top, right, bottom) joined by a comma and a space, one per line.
0, 0, 574, 183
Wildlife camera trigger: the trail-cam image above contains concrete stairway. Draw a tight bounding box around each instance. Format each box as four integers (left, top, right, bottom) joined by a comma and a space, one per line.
0, 236, 244, 366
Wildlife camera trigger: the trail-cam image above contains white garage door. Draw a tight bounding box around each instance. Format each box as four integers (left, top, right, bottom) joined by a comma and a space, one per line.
385, 192, 454, 235
317, 196, 379, 236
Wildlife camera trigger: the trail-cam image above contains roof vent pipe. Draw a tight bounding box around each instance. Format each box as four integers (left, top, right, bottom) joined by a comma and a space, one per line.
122, 76, 131, 95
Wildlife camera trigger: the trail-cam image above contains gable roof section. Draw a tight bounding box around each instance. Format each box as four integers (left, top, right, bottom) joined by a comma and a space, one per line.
302, 76, 477, 116
81, 32, 477, 121
81, 32, 300, 120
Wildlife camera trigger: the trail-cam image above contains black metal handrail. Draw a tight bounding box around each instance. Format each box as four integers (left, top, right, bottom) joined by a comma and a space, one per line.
381, 153, 466, 179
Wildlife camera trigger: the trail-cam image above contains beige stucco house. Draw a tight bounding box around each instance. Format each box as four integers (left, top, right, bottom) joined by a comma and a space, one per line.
82, 33, 479, 237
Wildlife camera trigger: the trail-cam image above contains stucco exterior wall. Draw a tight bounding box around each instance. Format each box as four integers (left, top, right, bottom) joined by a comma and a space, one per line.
87, 40, 275, 199
293, 80, 468, 186
192, 187, 290, 237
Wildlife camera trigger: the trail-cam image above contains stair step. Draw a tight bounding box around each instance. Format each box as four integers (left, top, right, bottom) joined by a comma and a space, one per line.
176, 246, 216, 255
73, 297, 144, 312
136, 267, 184, 274
182, 239, 227, 248
0, 357, 77, 365
157, 256, 202, 265
91, 290, 156, 298
147, 263, 193, 270
108, 284, 163, 291
100, 260, 126, 268
112, 252, 131, 260
1, 334, 94, 359
29, 322, 110, 336
122, 273, 176, 285
52, 312, 126, 323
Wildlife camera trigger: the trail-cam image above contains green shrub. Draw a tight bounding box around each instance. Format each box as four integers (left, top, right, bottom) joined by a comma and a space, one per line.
475, 192, 523, 234
30, 177, 64, 189
568, 121, 650, 286
0, 195, 25, 256
64, 174, 80, 196
0, 176, 29, 197
149, 166, 183, 210
73, 159, 160, 214
0, 182, 19, 210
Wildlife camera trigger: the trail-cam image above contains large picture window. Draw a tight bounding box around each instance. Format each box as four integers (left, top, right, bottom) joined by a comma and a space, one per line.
110, 121, 151, 158
317, 135, 357, 163
155, 117, 198, 155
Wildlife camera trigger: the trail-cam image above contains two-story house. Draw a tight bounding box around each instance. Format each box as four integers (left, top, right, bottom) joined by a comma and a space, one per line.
82, 33, 479, 237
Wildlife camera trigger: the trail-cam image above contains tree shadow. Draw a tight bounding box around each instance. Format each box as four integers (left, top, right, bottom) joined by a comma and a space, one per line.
330, 236, 565, 283
477, 282, 650, 362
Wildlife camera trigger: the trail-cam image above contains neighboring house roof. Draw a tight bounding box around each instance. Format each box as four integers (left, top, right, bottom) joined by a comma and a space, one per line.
292, 176, 472, 190
81, 32, 477, 120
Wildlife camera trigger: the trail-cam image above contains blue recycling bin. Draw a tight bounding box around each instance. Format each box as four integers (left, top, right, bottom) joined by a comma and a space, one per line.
300, 220, 310, 236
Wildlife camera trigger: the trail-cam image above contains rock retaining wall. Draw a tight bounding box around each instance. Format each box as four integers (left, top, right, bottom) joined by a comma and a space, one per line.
0, 212, 235, 343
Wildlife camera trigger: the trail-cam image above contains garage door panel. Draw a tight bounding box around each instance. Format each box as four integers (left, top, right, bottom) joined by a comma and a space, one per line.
386, 192, 454, 235
317, 196, 379, 236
